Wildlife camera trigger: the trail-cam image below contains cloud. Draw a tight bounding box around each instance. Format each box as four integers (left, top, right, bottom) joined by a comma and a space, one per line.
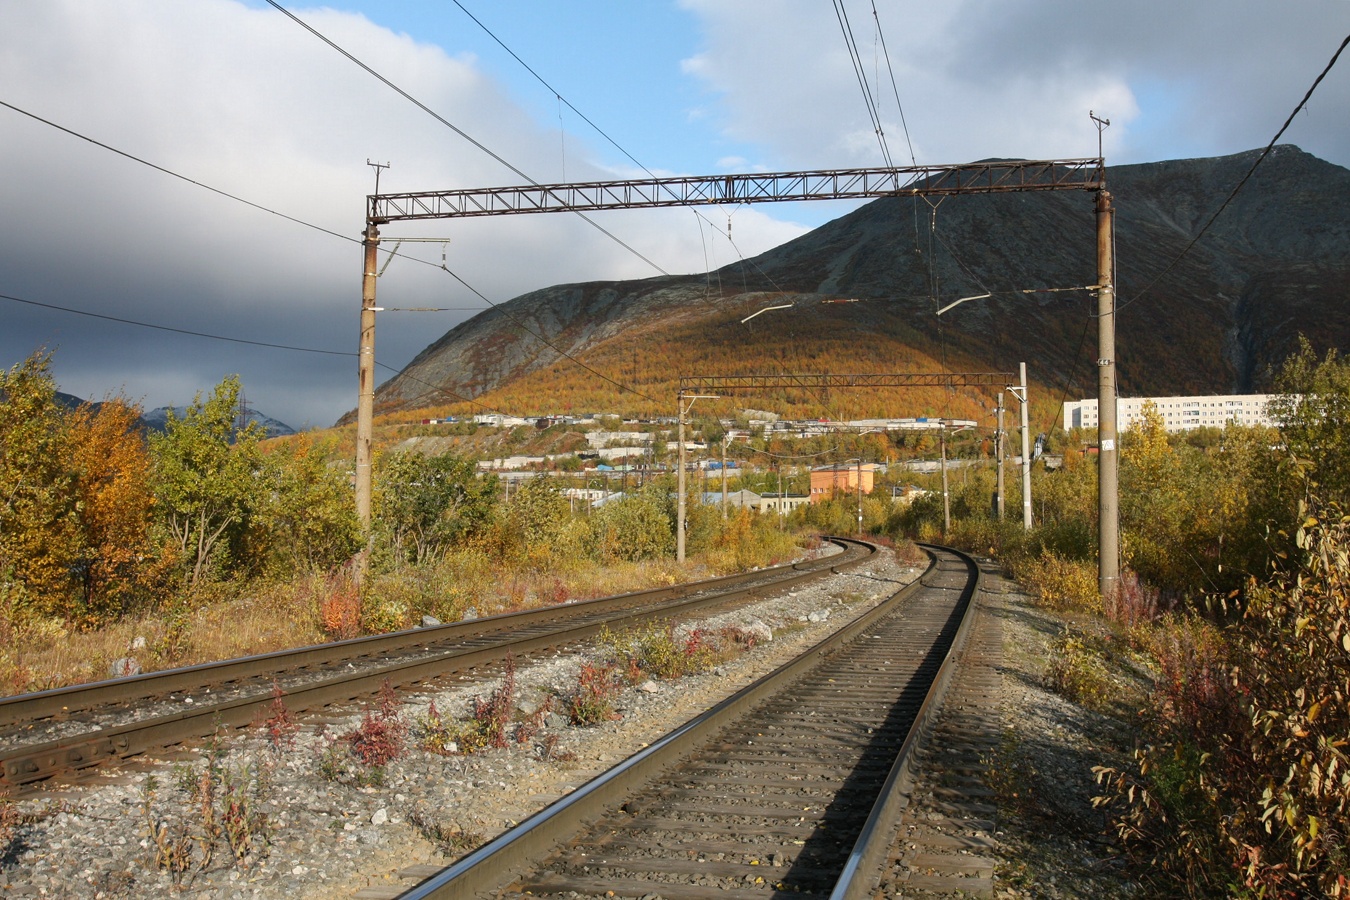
0, 1, 801, 426
3, 0, 1346, 427
678, 0, 1350, 170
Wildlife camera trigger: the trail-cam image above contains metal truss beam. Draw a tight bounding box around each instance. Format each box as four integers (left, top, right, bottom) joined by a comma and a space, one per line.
368, 159, 1104, 223
678, 373, 1016, 393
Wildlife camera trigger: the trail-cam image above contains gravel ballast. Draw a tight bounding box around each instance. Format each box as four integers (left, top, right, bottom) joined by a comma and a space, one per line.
0, 549, 1141, 898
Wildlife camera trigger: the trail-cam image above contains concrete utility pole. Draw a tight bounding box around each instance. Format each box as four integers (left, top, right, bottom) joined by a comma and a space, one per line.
676, 391, 717, 562
995, 392, 1006, 519
355, 220, 380, 578
1097, 190, 1120, 597
1019, 362, 1032, 530
720, 435, 728, 520
940, 424, 951, 536
856, 458, 863, 537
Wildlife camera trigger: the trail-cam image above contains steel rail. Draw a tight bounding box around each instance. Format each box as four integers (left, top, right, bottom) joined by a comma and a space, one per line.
0, 540, 867, 728
1, 539, 875, 788
394, 544, 979, 899
829, 544, 984, 899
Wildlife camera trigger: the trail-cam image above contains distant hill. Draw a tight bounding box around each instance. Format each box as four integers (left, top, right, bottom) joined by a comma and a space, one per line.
350, 146, 1350, 427
139, 406, 296, 438
55, 392, 296, 438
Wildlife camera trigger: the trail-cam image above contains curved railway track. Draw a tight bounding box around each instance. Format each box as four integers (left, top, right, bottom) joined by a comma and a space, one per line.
392, 543, 981, 900
1, 538, 875, 791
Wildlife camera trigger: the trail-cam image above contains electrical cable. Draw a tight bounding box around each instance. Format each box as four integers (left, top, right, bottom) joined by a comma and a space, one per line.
0, 99, 354, 246
1, 291, 353, 358
429, 260, 662, 404
265, 0, 669, 278
1, 289, 517, 417
871, 1, 916, 167
832, 0, 893, 168
1115, 31, 1350, 315
449, 0, 776, 318
2, 95, 654, 406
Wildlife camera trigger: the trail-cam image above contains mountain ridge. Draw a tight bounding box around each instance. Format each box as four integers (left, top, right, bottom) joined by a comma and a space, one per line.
351, 146, 1350, 427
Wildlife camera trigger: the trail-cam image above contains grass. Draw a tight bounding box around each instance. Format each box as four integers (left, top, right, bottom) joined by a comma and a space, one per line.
0, 542, 812, 697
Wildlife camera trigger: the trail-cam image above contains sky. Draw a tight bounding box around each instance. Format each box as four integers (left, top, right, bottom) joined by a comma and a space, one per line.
2, 1, 1348, 429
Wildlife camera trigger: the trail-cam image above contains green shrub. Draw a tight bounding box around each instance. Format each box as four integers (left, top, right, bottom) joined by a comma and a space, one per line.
1013, 552, 1100, 613
1097, 506, 1350, 897
1045, 629, 1112, 709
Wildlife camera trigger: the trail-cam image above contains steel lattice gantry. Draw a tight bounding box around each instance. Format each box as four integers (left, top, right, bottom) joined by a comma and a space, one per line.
355, 156, 1120, 598
678, 373, 1017, 393
367, 159, 1105, 223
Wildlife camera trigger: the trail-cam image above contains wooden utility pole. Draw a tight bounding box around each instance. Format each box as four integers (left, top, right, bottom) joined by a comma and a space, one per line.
1097, 190, 1120, 597
355, 220, 379, 578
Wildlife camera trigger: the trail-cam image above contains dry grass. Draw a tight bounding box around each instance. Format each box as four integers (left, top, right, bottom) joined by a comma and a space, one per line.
0, 583, 322, 695
0, 544, 809, 697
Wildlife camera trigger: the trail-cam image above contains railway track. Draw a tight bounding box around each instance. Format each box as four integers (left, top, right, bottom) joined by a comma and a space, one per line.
388, 543, 981, 899
0, 538, 874, 791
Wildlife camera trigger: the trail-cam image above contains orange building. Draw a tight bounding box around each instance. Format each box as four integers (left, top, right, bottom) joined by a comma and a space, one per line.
809, 463, 879, 504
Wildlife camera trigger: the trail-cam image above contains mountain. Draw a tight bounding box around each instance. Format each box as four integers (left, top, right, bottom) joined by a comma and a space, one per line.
54, 392, 296, 438
352, 146, 1350, 426
140, 406, 296, 438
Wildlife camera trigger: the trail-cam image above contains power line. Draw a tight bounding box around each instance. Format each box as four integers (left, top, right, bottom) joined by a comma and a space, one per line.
1116, 32, 1350, 315
3, 95, 655, 406
870, 1, 917, 167
0, 99, 355, 245
1, 289, 518, 417
832, 0, 893, 168
427, 259, 662, 404
1, 291, 352, 357
265, 0, 669, 278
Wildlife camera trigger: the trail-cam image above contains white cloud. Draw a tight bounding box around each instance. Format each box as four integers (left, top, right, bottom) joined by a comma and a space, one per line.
3, 0, 1347, 427
677, 0, 1350, 169
0, 0, 799, 426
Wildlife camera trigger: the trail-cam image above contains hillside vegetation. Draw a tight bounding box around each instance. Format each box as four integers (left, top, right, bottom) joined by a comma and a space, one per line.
357, 146, 1350, 428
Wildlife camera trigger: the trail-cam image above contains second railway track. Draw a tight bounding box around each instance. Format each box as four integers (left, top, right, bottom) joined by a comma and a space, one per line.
1, 538, 874, 790
393, 543, 981, 900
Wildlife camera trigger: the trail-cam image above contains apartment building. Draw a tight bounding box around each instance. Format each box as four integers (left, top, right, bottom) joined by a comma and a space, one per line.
1063, 394, 1280, 434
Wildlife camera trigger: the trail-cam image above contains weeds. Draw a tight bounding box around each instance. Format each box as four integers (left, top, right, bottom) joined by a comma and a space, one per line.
1016, 552, 1100, 613
565, 661, 622, 725
344, 680, 407, 767
1103, 569, 1162, 631
0, 786, 20, 859
1044, 629, 1112, 710
256, 682, 298, 754
407, 808, 483, 857
536, 732, 576, 762
316, 569, 361, 640
601, 621, 715, 681
139, 733, 271, 884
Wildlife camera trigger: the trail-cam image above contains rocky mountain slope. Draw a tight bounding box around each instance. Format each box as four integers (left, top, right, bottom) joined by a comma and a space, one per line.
355, 146, 1350, 424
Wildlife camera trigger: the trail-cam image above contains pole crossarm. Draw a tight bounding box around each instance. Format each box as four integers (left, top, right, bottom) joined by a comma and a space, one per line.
368, 159, 1104, 223
679, 373, 1016, 393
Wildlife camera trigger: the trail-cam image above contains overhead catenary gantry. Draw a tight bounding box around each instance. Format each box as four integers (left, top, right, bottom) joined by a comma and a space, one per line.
358, 157, 1119, 598
672, 372, 1028, 563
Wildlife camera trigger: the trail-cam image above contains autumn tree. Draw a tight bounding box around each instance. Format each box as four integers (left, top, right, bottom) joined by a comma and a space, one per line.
248, 436, 361, 576
1269, 336, 1350, 505
150, 376, 262, 587
373, 451, 496, 566
494, 475, 580, 569
0, 351, 82, 619
66, 397, 166, 623
587, 484, 674, 563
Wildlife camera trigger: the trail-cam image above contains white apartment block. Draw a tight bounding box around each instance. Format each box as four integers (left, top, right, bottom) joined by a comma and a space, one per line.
1063, 394, 1280, 434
